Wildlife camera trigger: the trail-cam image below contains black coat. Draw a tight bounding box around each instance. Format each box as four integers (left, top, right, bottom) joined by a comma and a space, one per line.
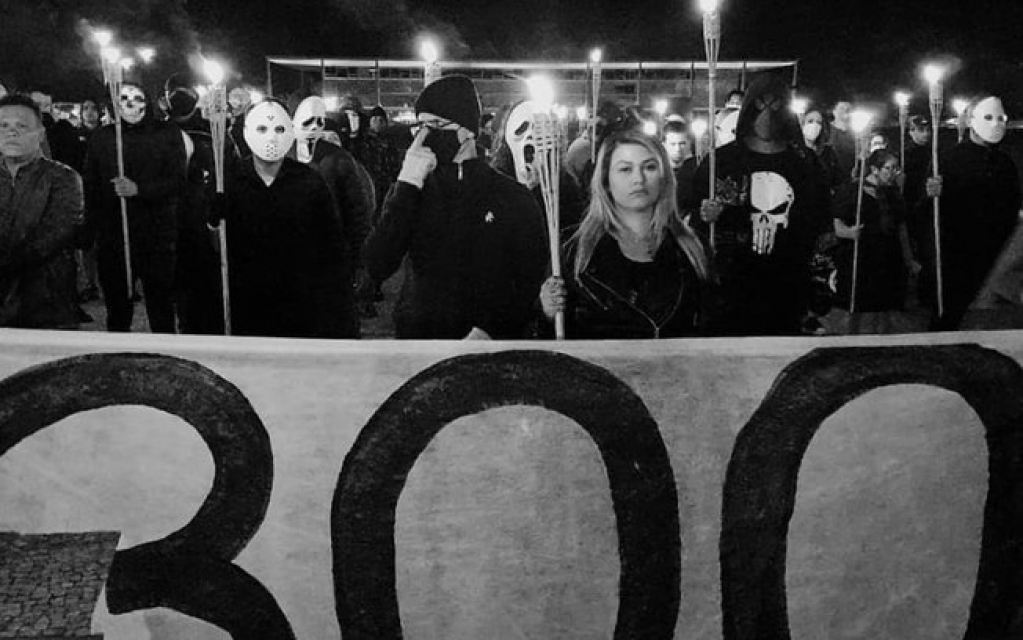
82, 117, 187, 252
365, 159, 548, 339
224, 158, 349, 338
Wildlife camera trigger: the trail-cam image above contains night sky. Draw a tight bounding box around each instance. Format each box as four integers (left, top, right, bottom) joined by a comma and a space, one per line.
4, 0, 1022, 111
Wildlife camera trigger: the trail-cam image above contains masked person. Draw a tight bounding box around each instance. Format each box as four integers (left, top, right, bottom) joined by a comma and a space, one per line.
211, 98, 349, 338
923, 95, 1021, 330
292, 95, 375, 336
164, 73, 237, 334
82, 82, 186, 333
0, 94, 85, 329
490, 99, 586, 229
363, 74, 548, 339
690, 74, 830, 336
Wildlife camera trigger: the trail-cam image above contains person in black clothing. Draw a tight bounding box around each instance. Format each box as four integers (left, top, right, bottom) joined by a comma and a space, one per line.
364, 75, 548, 339
82, 82, 186, 332
692, 74, 830, 336
662, 119, 698, 218
213, 98, 350, 338
924, 95, 1021, 329
539, 130, 714, 339
164, 73, 234, 334
293, 95, 375, 337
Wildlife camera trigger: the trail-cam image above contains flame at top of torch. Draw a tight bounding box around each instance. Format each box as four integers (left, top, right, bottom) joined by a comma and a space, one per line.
699, 0, 720, 14
691, 118, 708, 137
922, 64, 944, 87
101, 47, 122, 65
203, 59, 226, 86
894, 91, 910, 108
589, 48, 602, 64
850, 109, 873, 136
527, 75, 556, 110
93, 29, 113, 48
137, 47, 156, 64
420, 40, 439, 64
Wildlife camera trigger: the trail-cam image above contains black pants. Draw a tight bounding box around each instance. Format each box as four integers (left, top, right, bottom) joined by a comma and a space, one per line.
176, 227, 224, 335
97, 239, 177, 333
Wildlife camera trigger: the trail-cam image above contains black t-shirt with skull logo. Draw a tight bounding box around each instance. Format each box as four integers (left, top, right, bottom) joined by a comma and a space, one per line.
690, 141, 828, 336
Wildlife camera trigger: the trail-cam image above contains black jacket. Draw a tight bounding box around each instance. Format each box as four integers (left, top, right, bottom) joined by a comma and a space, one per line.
562, 232, 710, 339
365, 159, 548, 339
82, 117, 187, 251
223, 158, 349, 338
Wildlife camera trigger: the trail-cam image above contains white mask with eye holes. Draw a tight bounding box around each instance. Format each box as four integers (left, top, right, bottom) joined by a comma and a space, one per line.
118, 85, 147, 124
505, 101, 539, 189
293, 96, 327, 162
970, 96, 1008, 145
244, 101, 295, 163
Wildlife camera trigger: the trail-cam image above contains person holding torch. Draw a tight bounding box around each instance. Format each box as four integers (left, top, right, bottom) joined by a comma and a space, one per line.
82, 81, 186, 333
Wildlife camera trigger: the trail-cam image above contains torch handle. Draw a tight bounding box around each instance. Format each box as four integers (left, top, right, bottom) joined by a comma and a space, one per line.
850, 141, 869, 314
930, 100, 944, 318
113, 113, 133, 297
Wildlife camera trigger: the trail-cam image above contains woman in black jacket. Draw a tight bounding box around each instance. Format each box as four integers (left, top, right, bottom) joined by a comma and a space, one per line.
539, 130, 714, 339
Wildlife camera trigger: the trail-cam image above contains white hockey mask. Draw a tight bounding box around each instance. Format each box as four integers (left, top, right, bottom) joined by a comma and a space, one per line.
716, 109, 738, 148
118, 85, 147, 124
505, 101, 539, 189
749, 171, 795, 255
244, 100, 295, 162
970, 97, 1008, 145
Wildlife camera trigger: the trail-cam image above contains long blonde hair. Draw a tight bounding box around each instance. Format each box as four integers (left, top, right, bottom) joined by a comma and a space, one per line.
570, 129, 710, 281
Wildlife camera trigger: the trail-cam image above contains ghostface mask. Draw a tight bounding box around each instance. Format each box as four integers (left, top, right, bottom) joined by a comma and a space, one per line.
119, 85, 147, 124
293, 96, 327, 162
244, 100, 295, 162
716, 109, 738, 147
970, 97, 1008, 145
505, 101, 539, 189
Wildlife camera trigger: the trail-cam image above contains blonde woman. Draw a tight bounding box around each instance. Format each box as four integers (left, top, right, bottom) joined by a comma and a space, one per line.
539, 130, 714, 338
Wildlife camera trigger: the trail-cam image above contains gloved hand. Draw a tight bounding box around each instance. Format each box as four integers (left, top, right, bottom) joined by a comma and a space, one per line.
397, 127, 437, 189
207, 192, 228, 228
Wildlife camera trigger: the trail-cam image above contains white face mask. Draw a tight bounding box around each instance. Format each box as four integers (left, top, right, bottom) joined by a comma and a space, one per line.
802, 122, 822, 143
345, 110, 360, 134
504, 101, 538, 189
118, 86, 147, 124
244, 101, 296, 162
970, 97, 1008, 145
293, 97, 327, 143
716, 109, 738, 147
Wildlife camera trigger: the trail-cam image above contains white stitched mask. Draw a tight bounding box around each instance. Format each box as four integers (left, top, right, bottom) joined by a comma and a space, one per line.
244, 101, 296, 162
505, 101, 539, 189
970, 97, 1008, 145
119, 86, 147, 124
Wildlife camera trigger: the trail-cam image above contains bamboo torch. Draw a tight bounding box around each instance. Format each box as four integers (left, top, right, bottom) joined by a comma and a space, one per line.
923, 63, 945, 317
849, 109, 872, 314
203, 59, 232, 335
701, 0, 721, 249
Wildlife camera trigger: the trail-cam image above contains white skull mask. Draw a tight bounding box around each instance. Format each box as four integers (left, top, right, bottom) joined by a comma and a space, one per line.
716, 109, 738, 148
970, 96, 1008, 145
118, 85, 147, 124
749, 171, 794, 255
505, 101, 539, 189
244, 100, 296, 163
293, 96, 327, 162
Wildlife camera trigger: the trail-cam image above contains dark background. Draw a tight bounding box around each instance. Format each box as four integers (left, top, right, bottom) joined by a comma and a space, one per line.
2, 0, 1021, 113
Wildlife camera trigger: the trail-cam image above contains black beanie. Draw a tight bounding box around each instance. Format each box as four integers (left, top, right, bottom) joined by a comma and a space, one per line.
414, 74, 481, 136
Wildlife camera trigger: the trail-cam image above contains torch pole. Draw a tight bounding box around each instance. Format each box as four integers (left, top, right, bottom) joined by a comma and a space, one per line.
205, 72, 231, 335
850, 132, 869, 314
104, 59, 134, 300
703, 8, 720, 250
929, 83, 945, 318
590, 55, 601, 165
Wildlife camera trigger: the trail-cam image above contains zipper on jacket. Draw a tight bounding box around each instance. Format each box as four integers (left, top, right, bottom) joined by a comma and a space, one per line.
582, 270, 685, 338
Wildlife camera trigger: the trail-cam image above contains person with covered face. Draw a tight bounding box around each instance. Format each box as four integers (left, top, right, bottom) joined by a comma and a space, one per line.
211, 98, 350, 338
81, 81, 186, 333
690, 74, 830, 336
490, 99, 586, 229
364, 75, 548, 339
538, 130, 714, 339
0, 94, 85, 329
292, 95, 375, 336
832, 148, 919, 315
923, 95, 1021, 329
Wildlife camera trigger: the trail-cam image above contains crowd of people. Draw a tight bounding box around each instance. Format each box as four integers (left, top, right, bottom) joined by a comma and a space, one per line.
1, 69, 1020, 340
